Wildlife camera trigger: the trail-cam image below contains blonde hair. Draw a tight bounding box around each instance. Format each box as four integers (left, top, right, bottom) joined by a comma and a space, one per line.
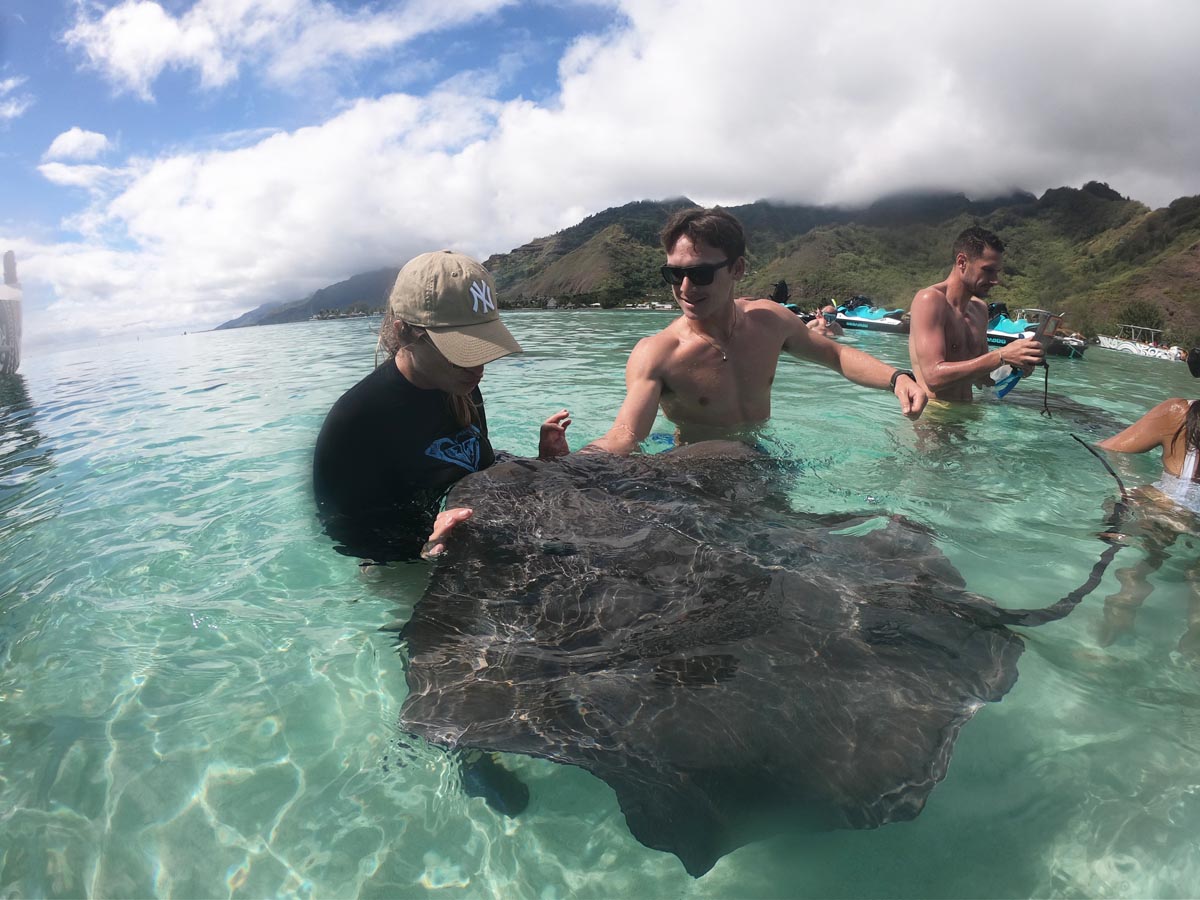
378, 310, 478, 428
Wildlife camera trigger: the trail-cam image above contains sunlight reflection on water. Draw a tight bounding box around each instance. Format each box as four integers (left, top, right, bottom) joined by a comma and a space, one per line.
0, 314, 1198, 897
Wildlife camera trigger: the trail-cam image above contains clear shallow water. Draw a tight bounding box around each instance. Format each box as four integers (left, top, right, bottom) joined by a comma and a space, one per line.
1, 312, 1199, 898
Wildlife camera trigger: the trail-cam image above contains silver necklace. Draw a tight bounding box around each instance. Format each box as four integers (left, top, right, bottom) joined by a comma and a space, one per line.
691, 310, 739, 361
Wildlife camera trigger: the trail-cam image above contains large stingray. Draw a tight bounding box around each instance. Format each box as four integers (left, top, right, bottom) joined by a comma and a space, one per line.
399, 444, 1090, 876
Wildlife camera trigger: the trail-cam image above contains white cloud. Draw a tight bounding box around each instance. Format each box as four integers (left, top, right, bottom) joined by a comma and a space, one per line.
45, 127, 112, 161
0, 75, 34, 120
0, 98, 33, 120
37, 162, 125, 190
63, 0, 519, 99
19, 0, 1200, 350
63, 1, 232, 99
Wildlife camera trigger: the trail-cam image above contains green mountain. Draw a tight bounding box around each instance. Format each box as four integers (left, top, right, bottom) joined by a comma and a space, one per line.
215, 267, 399, 330
482, 183, 1200, 345
219, 183, 1200, 345
480, 190, 1041, 309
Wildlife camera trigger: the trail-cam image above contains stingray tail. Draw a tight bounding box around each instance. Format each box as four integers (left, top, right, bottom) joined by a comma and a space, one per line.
996, 542, 1124, 626
990, 435, 1129, 627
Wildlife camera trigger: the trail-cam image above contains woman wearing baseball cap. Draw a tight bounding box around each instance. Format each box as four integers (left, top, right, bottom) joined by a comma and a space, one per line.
313, 250, 570, 564
1093, 347, 1200, 654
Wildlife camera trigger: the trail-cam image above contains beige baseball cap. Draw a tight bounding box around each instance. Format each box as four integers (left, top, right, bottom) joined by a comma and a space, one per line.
389, 250, 522, 366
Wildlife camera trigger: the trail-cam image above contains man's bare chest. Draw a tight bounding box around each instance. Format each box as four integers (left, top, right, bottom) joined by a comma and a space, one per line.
662, 347, 778, 410
944, 311, 986, 359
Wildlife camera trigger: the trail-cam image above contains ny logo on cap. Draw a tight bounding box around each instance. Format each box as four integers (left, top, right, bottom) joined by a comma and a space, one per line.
469, 280, 495, 315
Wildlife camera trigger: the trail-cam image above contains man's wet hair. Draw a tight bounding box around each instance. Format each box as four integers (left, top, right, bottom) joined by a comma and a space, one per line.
953, 226, 1005, 260
1188, 347, 1200, 378
661, 207, 746, 261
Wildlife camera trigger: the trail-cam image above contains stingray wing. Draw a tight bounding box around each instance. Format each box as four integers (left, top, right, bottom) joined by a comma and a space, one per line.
400, 452, 1024, 876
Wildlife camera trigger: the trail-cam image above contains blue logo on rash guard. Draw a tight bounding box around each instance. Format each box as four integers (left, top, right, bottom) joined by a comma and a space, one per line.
425, 426, 482, 472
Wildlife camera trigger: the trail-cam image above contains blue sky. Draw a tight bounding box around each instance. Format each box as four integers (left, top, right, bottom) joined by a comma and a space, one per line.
3, 1, 1200, 351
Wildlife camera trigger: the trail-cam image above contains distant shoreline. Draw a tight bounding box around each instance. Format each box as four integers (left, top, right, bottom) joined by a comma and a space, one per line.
306, 304, 678, 323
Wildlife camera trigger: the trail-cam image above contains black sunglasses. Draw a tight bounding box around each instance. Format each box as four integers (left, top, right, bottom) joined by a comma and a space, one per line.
660, 259, 734, 287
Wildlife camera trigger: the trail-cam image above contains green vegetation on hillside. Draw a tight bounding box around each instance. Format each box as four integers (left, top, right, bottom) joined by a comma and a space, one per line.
217, 183, 1200, 346
483, 183, 1200, 346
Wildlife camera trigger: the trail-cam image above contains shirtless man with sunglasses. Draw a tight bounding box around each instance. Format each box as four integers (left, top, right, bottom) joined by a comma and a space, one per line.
586, 207, 927, 453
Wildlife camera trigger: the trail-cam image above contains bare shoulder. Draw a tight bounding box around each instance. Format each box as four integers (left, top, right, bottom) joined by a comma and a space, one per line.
1100, 397, 1191, 451
740, 296, 802, 325
740, 296, 783, 312
1157, 397, 1193, 420
1128, 397, 1191, 422
742, 298, 808, 350
627, 322, 682, 373
741, 296, 782, 310
910, 285, 948, 312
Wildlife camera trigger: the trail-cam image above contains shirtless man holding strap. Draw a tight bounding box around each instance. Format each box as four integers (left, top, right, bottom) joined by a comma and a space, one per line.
586, 207, 927, 454
907, 226, 1044, 402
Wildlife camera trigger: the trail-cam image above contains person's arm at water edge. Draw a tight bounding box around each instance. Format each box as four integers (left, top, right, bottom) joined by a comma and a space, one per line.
583, 337, 665, 454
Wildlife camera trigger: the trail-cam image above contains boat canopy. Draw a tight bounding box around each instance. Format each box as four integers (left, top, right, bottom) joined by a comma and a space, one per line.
1014, 308, 1061, 321
1114, 324, 1164, 342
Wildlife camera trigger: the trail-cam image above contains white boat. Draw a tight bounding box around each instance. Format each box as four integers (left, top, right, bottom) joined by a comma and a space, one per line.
0, 251, 21, 375
1095, 324, 1182, 361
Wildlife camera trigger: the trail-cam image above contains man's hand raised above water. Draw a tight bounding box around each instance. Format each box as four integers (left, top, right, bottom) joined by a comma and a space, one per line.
539, 409, 572, 460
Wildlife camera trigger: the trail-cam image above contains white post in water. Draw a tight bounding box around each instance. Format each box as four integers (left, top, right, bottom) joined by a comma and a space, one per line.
1, 250, 21, 375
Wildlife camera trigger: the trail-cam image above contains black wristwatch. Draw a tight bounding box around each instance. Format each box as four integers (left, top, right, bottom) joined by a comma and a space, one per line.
889, 369, 915, 390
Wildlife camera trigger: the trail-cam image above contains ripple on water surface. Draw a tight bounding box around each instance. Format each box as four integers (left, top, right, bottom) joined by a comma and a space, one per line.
1, 316, 1199, 897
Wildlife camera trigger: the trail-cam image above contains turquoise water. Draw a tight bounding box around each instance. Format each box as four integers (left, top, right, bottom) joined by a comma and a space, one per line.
2, 311, 1199, 898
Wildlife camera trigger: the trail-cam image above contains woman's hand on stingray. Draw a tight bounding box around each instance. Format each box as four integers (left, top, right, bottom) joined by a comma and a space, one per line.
421, 507, 473, 560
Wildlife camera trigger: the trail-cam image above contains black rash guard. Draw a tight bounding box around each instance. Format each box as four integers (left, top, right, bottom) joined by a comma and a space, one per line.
313, 360, 494, 562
